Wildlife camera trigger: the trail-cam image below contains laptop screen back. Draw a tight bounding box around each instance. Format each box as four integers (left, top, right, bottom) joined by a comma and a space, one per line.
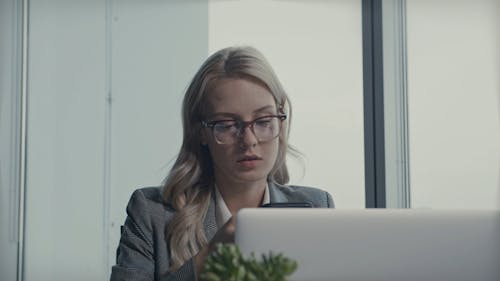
235, 208, 500, 281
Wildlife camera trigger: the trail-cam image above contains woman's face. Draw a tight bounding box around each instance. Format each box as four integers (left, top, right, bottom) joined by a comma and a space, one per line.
202, 77, 280, 186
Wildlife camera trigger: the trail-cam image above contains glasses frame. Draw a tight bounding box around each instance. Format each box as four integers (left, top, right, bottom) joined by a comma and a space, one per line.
201, 114, 287, 145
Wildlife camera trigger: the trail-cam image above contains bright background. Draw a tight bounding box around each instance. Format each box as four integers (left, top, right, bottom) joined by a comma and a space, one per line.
0, 0, 498, 280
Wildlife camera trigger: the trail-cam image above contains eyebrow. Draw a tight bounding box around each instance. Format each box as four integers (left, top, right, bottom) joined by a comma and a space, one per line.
254, 105, 276, 113
208, 105, 277, 120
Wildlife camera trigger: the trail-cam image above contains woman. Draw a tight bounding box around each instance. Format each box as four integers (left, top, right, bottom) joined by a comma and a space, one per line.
110, 46, 334, 281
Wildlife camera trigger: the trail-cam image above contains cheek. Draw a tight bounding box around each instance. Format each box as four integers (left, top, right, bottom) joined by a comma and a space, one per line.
265, 140, 280, 163
207, 143, 232, 165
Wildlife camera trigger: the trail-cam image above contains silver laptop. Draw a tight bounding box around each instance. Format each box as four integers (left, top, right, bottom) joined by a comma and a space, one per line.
235, 208, 500, 281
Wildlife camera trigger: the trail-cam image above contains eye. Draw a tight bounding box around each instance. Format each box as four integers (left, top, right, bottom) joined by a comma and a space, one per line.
254, 117, 273, 128
213, 120, 238, 132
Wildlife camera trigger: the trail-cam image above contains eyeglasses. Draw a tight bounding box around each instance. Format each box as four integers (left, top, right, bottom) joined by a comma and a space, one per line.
201, 114, 287, 145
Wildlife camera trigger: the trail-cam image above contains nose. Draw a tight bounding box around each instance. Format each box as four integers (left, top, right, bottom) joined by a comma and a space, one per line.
239, 125, 258, 148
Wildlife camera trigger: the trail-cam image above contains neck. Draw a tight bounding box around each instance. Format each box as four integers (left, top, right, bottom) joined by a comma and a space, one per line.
216, 179, 266, 215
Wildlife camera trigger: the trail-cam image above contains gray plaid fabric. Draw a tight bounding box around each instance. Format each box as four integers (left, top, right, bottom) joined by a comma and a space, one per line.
110, 182, 334, 281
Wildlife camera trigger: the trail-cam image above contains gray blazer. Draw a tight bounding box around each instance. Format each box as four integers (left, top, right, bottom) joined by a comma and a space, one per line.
110, 182, 334, 281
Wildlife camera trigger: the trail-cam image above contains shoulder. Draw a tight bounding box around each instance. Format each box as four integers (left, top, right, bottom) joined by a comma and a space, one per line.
125, 187, 175, 235
269, 182, 335, 208
127, 186, 173, 212
113, 187, 191, 280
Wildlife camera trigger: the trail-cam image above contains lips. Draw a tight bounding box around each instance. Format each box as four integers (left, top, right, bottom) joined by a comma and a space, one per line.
237, 155, 262, 162
236, 155, 262, 169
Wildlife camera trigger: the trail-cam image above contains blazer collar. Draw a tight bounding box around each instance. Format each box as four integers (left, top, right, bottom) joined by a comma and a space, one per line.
203, 181, 288, 240
268, 181, 288, 203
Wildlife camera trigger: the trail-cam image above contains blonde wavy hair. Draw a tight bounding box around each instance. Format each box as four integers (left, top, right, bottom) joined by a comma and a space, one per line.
163, 46, 295, 271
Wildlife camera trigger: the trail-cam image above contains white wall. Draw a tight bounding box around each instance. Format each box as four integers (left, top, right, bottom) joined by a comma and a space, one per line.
25, 1, 208, 280
209, 0, 365, 208
108, 0, 208, 270
26, 1, 107, 280
407, 0, 500, 209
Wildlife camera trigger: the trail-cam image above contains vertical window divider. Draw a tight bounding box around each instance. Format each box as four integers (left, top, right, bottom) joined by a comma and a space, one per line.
362, 0, 386, 208
382, 0, 411, 208
18, 0, 30, 280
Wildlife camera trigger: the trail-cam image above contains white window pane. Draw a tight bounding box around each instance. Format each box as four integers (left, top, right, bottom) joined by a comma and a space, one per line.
209, 0, 365, 208
407, 0, 500, 209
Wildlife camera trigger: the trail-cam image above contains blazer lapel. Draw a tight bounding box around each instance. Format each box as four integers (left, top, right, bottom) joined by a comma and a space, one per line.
203, 191, 218, 241
268, 181, 288, 203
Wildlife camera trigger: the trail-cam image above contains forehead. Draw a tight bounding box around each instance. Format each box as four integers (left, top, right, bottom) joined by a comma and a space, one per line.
206, 77, 277, 118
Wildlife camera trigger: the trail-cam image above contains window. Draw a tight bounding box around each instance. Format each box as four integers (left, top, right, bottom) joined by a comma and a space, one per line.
406, 0, 500, 209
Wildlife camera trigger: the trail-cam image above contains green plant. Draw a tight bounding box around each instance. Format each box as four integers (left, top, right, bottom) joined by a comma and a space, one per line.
200, 243, 298, 281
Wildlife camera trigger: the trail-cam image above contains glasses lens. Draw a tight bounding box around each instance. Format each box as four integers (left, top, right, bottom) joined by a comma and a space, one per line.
213, 120, 238, 144
253, 116, 281, 142
210, 116, 282, 144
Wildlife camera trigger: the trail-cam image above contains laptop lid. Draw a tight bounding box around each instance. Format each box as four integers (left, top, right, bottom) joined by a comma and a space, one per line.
235, 208, 500, 281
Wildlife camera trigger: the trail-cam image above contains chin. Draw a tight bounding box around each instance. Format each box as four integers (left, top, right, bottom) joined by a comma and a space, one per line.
233, 170, 269, 183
